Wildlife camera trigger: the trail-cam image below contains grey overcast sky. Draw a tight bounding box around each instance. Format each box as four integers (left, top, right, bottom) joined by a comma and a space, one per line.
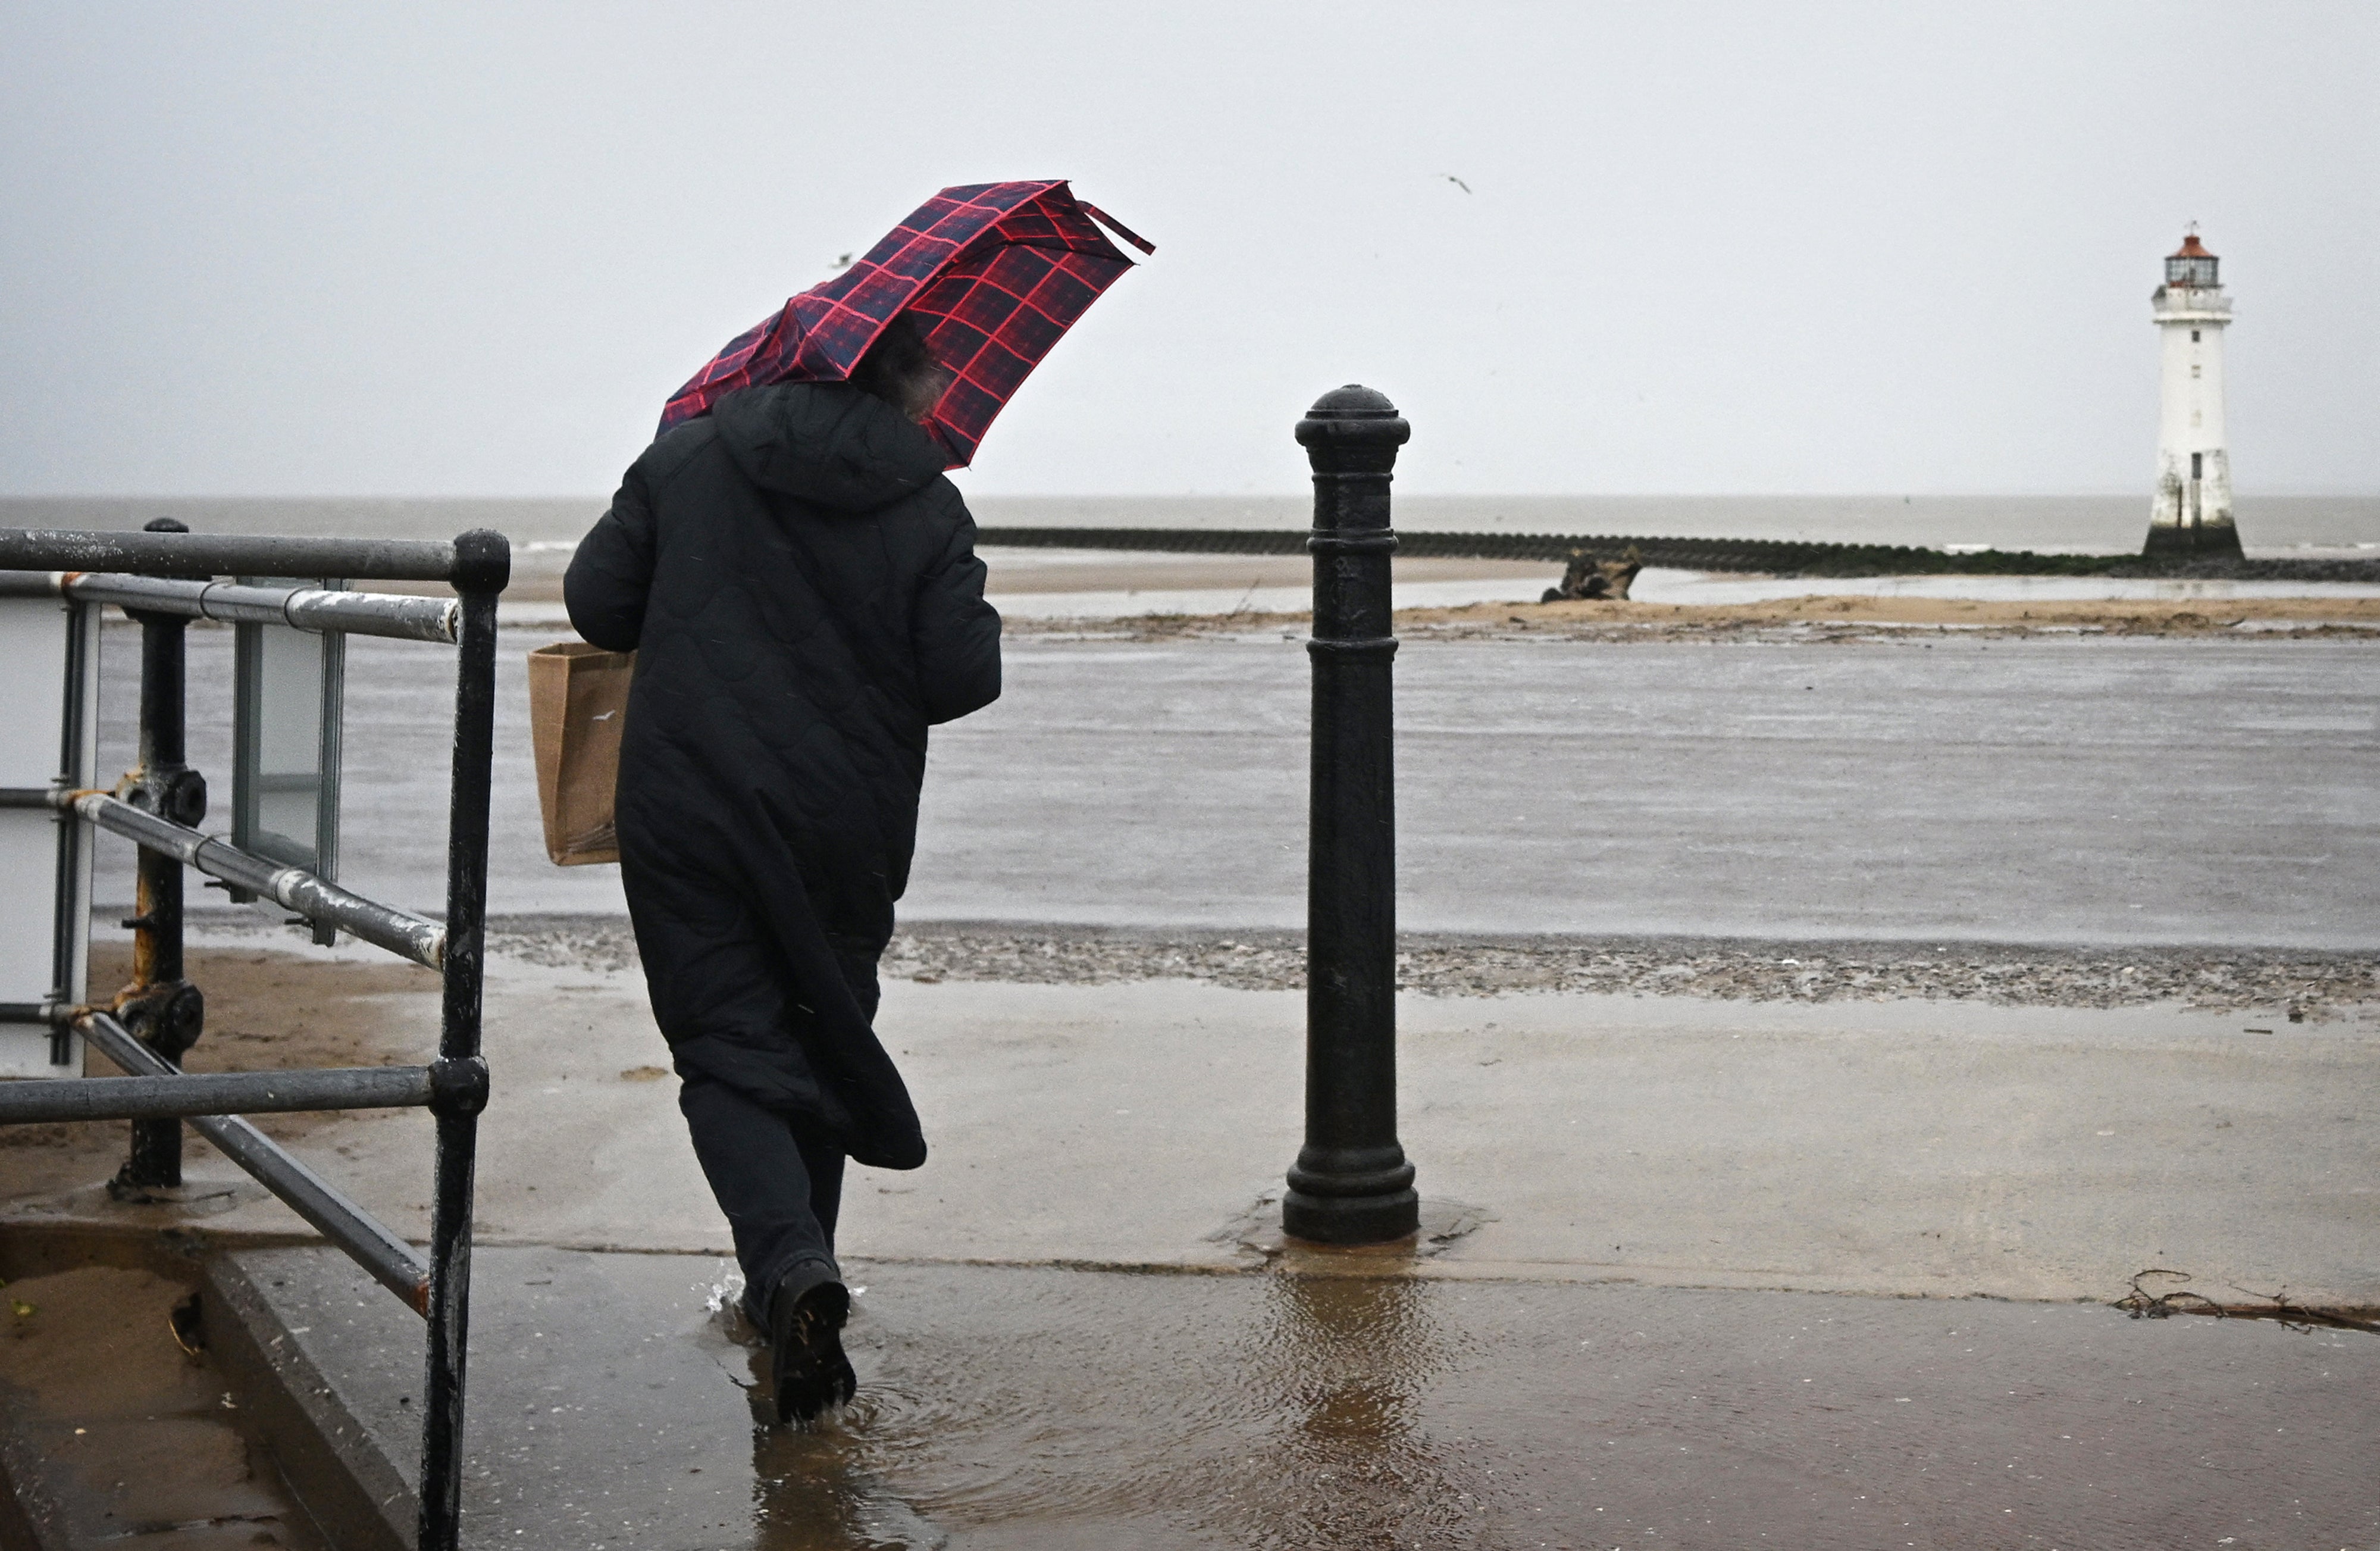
2, 2, 2372, 498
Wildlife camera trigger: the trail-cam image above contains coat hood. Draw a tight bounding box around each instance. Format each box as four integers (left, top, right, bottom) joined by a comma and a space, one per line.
710, 383, 946, 512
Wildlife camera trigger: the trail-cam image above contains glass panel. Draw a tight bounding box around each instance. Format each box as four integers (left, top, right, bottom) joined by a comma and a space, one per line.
0, 596, 68, 1007
0, 592, 97, 1075
234, 580, 345, 894
251, 623, 325, 868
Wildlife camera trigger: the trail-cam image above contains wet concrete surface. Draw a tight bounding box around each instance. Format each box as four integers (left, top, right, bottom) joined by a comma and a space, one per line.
90, 627, 2380, 946
220, 1243, 2379, 1551
13, 944, 2370, 1308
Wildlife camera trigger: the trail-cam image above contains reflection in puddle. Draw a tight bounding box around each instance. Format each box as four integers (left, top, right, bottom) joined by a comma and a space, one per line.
1234, 1272, 1488, 1547
744, 1344, 950, 1550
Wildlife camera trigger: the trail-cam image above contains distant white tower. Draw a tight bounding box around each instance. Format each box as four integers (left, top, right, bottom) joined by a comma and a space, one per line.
2146, 230, 2240, 558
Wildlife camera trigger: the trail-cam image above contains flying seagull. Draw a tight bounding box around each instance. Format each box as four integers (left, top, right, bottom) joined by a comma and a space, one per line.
1439, 174, 1473, 194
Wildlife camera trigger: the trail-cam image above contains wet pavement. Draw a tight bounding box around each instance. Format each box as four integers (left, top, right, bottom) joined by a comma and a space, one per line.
93, 627, 2380, 947
13, 943, 2370, 1310
35, 603, 2379, 1549
218, 1243, 2380, 1551
12, 942, 2380, 1549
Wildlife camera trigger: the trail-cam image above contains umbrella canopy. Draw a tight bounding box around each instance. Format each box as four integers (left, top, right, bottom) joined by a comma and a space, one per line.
660, 180, 1153, 467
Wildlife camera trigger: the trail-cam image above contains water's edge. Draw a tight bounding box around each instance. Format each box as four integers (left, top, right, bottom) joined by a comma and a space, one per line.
7, 493, 2378, 555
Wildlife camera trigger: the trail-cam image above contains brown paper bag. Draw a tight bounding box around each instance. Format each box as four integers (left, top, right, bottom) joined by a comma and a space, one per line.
527, 643, 633, 865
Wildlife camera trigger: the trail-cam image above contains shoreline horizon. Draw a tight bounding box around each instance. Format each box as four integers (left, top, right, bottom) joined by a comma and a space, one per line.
7, 491, 2378, 556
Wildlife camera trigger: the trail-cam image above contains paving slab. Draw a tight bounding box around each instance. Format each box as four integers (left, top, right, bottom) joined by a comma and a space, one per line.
214, 1243, 2380, 1551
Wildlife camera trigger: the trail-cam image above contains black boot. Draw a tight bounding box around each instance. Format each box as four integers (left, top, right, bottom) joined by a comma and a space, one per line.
766, 1261, 856, 1424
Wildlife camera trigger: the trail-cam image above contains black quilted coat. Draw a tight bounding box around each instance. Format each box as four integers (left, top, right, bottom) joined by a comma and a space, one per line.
564, 383, 1001, 1169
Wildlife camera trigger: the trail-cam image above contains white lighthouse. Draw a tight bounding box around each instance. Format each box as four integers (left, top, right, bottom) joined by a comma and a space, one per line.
2146, 230, 2240, 558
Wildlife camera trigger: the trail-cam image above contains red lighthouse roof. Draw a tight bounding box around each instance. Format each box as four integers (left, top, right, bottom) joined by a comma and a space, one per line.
2163, 230, 2221, 289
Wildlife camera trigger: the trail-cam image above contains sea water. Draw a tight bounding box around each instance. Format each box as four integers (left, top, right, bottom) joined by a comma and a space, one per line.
7, 493, 2378, 556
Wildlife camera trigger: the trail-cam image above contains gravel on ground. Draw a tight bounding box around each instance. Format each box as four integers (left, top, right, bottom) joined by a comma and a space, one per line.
480, 915, 2377, 1018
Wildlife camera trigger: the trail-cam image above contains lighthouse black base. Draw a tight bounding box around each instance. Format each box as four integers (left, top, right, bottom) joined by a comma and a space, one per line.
2141, 521, 2243, 561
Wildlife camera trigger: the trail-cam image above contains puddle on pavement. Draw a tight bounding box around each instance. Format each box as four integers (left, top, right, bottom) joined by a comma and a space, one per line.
719, 1266, 2379, 1550
221, 1245, 2380, 1550
735, 1271, 1486, 1550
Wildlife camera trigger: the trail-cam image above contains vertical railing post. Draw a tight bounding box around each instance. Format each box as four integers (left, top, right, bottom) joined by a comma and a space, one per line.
416, 529, 505, 1551
1283, 385, 1420, 1245
112, 517, 206, 1196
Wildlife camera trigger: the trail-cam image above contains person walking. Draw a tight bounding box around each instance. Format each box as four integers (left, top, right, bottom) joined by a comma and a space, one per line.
565, 315, 1000, 1422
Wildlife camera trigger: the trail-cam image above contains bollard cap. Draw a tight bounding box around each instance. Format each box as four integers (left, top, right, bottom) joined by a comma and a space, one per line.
1297, 384, 1411, 461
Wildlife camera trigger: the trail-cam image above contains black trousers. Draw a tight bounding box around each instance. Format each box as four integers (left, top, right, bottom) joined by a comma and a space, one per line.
680, 1072, 847, 1324
675, 940, 882, 1324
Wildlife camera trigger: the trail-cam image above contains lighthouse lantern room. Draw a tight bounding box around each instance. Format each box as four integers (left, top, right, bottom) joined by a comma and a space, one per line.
2146, 230, 2240, 558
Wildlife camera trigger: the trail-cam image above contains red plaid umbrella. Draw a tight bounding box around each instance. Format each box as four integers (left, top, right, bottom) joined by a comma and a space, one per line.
659, 180, 1153, 467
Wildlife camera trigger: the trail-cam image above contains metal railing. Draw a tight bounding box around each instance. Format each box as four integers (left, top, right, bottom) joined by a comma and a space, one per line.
0, 524, 506, 1551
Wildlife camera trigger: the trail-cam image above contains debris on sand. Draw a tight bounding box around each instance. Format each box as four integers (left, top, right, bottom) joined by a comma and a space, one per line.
1540, 546, 1643, 602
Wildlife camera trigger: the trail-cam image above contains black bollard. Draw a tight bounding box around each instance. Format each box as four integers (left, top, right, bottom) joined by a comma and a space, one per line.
1282, 385, 1420, 1245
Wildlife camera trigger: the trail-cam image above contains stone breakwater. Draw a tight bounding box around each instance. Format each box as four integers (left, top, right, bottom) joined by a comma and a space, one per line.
481, 916, 2376, 1017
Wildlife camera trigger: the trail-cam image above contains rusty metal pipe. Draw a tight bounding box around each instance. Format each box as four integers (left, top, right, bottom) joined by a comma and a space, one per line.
71, 792, 446, 970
